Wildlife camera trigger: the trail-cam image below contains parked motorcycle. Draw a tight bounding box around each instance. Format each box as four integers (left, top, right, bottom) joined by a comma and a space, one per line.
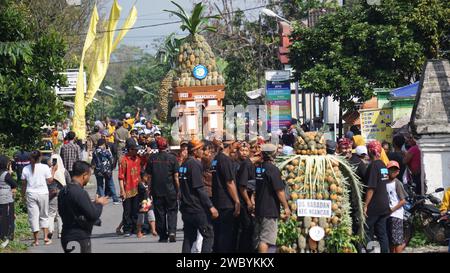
403, 186, 446, 246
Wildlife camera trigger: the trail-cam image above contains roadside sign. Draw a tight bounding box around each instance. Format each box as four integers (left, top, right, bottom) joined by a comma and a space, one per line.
55, 69, 86, 96
296, 199, 332, 218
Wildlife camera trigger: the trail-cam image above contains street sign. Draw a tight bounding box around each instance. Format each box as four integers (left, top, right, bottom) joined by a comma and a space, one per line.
359, 108, 393, 143
265, 70, 292, 131
54, 69, 86, 96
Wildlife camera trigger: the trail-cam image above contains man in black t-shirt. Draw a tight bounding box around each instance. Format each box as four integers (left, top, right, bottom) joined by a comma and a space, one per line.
235, 142, 257, 252
58, 161, 108, 253
364, 141, 391, 253
254, 144, 290, 253
145, 137, 180, 243
179, 140, 218, 253
211, 139, 241, 253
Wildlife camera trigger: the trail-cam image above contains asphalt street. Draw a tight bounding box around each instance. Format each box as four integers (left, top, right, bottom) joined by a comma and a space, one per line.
27, 170, 183, 253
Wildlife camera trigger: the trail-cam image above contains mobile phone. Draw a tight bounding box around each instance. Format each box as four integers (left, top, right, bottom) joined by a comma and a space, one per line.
52, 158, 57, 166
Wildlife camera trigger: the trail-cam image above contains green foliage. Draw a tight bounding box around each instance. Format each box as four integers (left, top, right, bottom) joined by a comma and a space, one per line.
277, 217, 298, 247
325, 224, 358, 253
0, 1, 66, 150
108, 55, 170, 119
289, 0, 449, 111
157, 33, 184, 69
164, 1, 220, 36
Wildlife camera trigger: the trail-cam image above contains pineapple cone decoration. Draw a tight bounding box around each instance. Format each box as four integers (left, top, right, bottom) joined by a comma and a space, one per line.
157, 69, 175, 122
175, 34, 225, 87
276, 127, 365, 253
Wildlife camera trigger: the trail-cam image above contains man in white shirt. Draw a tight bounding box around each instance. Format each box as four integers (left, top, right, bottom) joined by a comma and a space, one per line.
143, 120, 160, 136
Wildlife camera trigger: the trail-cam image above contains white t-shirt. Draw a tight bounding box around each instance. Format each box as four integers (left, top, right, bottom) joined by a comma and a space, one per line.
386, 181, 403, 219
21, 163, 51, 194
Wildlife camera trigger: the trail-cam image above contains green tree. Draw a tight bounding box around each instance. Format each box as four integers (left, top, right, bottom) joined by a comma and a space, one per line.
109, 55, 169, 119
290, 0, 449, 110
0, 0, 66, 149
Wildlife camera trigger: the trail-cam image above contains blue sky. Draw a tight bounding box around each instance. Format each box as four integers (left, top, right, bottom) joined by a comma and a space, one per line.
103, 0, 263, 53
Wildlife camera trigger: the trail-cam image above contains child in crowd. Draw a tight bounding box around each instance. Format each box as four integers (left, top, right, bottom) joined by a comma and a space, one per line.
386, 161, 408, 253
137, 175, 157, 238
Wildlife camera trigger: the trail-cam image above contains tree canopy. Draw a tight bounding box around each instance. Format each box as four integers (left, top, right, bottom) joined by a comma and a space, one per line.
0, 0, 66, 149
289, 0, 449, 110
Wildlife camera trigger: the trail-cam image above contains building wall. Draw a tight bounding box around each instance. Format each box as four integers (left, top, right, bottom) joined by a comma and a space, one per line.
391, 101, 414, 121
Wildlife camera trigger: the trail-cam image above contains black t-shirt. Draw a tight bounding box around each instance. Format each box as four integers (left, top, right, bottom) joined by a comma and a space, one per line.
388, 151, 406, 181
58, 182, 103, 241
236, 158, 256, 202
211, 152, 236, 209
364, 160, 391, 216
349, 154, 368, 182
281, 133, 295, 147
146, 152, 179, 197
138, 182, 149, 204
255, 161, 285, 218
179, 157, 206, 214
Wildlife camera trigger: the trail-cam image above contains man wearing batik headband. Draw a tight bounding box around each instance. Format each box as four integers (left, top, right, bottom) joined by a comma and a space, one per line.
211, 136, 241, 252
337, 138, 353, 159
364, 140, 391, 253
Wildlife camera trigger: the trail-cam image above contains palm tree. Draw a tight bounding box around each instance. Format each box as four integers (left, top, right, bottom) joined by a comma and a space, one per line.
156, 34, 184, 122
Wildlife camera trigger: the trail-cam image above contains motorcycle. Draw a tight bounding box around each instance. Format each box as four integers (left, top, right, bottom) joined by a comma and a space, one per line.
403, 185, 446, 246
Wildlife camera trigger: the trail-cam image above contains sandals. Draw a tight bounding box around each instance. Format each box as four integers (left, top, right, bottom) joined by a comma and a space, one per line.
31, 242, 39, 247
44, 239, 52, 245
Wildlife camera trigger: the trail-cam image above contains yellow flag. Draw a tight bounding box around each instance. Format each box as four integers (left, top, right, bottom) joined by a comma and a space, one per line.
84, 0, 121, 106
73, 5, 99, 140
112, 5, 138, 52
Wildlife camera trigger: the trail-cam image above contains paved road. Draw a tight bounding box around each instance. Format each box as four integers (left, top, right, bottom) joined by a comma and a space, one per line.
27, 171, 183, 253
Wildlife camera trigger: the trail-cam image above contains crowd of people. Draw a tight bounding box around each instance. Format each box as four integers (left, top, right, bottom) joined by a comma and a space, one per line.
325, 127, 424, 253
1, 111, 449, 254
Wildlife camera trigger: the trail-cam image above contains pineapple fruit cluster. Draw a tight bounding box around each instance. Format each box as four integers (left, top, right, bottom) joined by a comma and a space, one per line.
294, 130, 327, 155
173, 34, 225, 88
279, 155, 348, 253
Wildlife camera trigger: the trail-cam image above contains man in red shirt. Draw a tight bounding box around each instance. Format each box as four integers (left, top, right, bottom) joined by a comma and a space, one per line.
403, 136, 422, 194
119, 143, 142, 236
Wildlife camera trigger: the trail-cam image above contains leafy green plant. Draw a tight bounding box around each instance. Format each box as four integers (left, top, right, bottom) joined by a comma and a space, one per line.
164, 1, 220, 35
277, 217, 298, 247
326, 224, 358, 253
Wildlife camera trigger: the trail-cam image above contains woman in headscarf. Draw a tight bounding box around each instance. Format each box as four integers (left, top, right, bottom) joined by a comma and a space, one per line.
46, 154, 69, 239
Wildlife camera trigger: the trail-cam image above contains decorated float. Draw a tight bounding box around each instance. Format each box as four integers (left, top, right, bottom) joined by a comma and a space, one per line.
276, 127, 365, 253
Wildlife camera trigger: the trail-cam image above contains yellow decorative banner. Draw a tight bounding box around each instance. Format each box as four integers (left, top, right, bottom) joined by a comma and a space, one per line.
84, 0, 121, 106
73, 4, 99, 140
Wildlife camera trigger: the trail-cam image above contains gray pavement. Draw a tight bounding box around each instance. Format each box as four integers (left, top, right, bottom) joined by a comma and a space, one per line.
27, 170, 183, 253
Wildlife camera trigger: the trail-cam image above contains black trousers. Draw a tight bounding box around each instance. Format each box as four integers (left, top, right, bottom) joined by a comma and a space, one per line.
366, 213, 390, 253
122, 195, 139, 234
213, 208, 237, 253
61, 238, 92, 253
153, 195, 178, 240
235, 206, 255, 252
0, 202, 14, 240
182, 212, 214, 253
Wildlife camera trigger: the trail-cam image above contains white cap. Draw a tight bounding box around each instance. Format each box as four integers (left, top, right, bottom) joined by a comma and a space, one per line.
125, 113, 131, 118
356, 145, 368, 156
154, 130, 161, 135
